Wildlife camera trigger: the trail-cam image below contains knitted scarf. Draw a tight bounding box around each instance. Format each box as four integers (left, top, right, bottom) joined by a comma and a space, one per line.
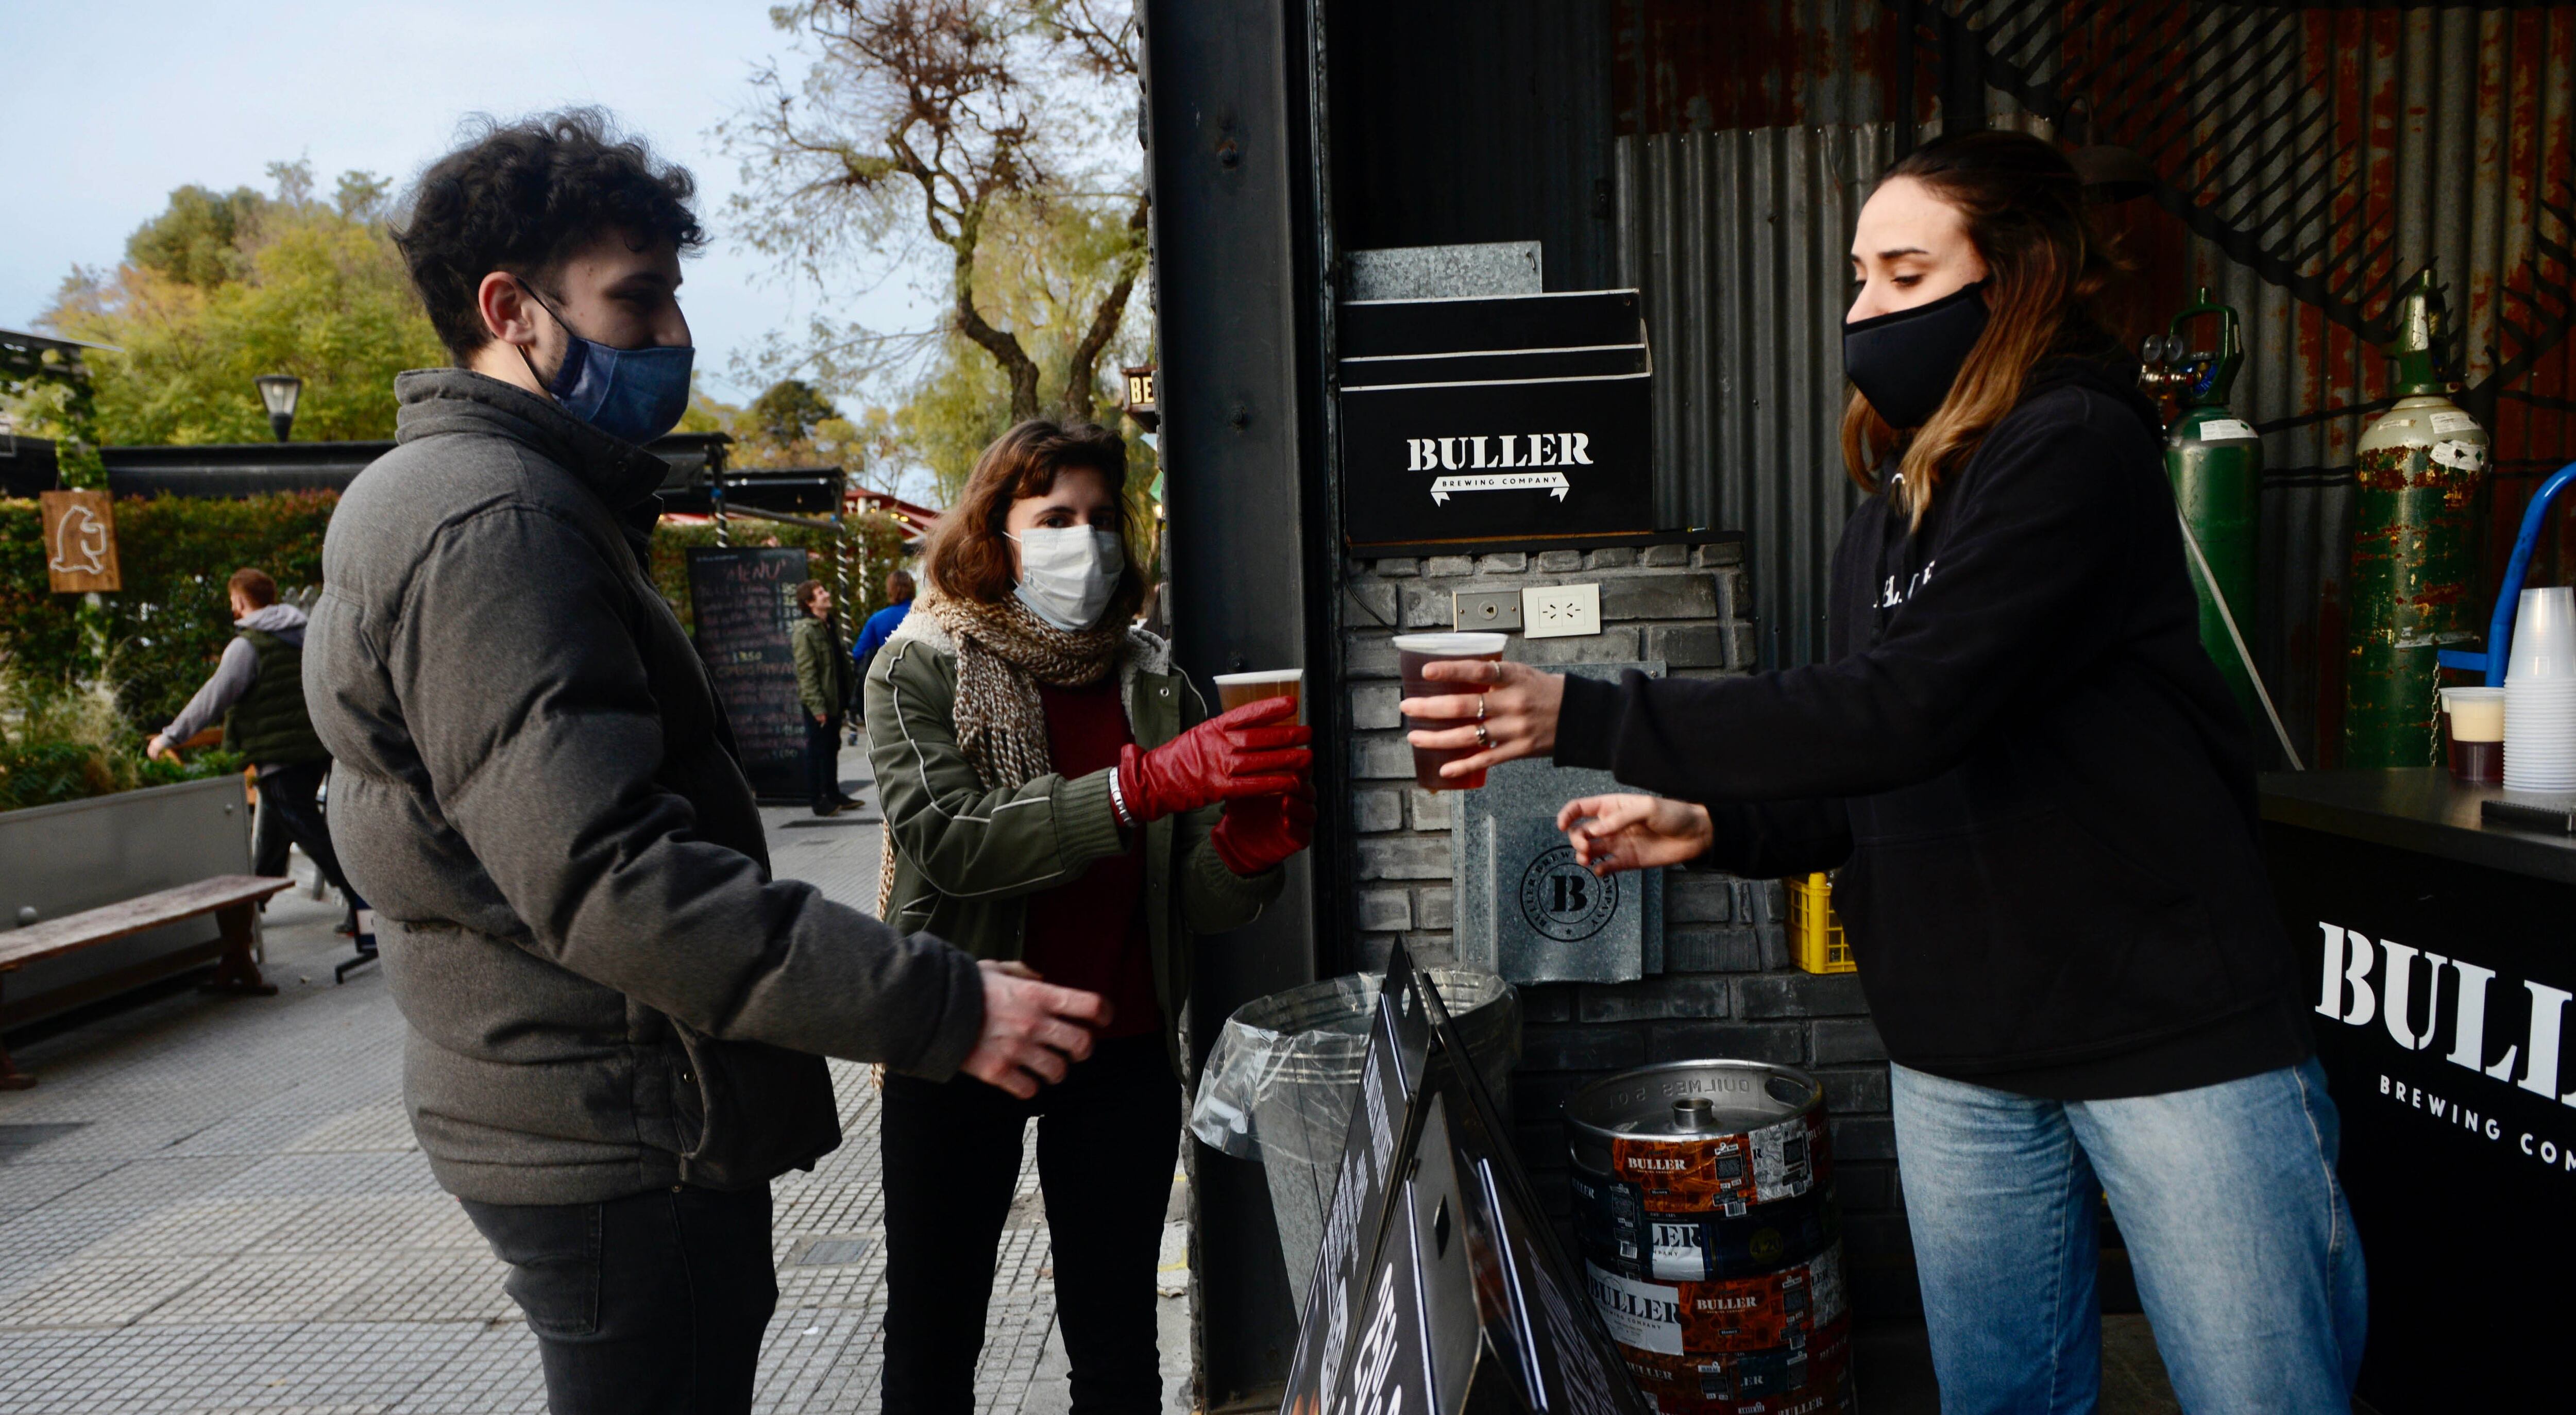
873, 588, 1128, 920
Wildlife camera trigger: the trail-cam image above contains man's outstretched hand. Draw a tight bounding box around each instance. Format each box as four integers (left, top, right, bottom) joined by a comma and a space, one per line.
960, 959, 1110, 1099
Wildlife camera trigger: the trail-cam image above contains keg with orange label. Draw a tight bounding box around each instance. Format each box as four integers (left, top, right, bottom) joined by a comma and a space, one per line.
1567, 1062, 1850, 1415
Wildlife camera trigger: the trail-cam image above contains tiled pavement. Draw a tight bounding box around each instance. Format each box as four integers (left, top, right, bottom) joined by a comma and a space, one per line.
0, 748, 1195, 1413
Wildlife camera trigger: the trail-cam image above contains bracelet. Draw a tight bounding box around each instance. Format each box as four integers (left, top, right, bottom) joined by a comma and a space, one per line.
1108, 766, 1138, 827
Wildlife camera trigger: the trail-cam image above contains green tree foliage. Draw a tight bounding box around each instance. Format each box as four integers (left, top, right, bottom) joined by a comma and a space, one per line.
39, 162, 443, 446
0, 336, 106, 487
125, 183, 267, 289
749, 378, 841, 445
677, 380, 868, 476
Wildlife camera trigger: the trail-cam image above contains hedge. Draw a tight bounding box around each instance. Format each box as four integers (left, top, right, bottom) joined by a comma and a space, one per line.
1, 492, 337, 733
3, 493, 919, 740
0, 739, 247, 815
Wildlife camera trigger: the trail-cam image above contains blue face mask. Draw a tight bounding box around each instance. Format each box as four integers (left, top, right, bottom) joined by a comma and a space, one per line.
516, 281, 694, 445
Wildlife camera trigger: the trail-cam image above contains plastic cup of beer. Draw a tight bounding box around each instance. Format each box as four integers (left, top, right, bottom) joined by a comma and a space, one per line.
2441, 685, 2504, 784
1213, 669, 1304, 725
1394, 632, 1507, 791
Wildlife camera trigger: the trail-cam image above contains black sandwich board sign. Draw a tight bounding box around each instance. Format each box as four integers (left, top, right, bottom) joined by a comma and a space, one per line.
1282, 940, 1651, 1415
1337, 290, 1655, 553
686, 545, 815, 803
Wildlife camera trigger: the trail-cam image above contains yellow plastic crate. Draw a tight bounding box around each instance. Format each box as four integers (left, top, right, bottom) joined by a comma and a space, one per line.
1787, 873, 1855, 974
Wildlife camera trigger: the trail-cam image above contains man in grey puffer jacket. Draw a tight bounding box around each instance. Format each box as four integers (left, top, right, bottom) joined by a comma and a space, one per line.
307, 110, 1108, 1414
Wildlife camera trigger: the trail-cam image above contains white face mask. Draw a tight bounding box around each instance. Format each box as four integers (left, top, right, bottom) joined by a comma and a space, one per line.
1010, 525, 1125, 630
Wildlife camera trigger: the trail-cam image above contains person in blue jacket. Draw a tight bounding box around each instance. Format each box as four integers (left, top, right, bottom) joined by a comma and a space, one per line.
849, 568, 915, 722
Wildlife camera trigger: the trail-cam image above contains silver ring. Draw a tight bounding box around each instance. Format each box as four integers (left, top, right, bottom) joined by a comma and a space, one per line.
1474, 722, 1493, 749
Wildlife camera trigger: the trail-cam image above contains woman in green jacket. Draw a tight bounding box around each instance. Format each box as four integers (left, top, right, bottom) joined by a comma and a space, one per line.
865, 419, 1315, 1415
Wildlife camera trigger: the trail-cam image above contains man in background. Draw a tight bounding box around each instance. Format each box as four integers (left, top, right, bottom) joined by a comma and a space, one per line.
147, 567, 358, 932
791, 578, 859, 816
848, 568, 915, 721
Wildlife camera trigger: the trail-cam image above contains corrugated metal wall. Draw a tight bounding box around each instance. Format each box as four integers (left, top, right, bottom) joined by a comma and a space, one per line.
1607, 1, 2576, 766
1614, 127, 1894, 668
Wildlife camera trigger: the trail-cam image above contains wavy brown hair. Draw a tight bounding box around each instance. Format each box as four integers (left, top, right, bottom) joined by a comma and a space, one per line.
1840, 131, 2126, 528
924, 420, 1145, 624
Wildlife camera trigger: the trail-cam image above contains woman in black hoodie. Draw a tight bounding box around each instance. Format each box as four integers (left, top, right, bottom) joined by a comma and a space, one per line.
1402, 132, 2365, 1413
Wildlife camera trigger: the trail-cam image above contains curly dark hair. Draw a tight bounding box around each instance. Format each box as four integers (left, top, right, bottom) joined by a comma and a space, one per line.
392, 108, 706, 362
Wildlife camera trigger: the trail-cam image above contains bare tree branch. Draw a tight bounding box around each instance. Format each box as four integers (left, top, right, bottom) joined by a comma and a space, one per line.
727, 0, 1151, 431
1059, 191, 1149, 421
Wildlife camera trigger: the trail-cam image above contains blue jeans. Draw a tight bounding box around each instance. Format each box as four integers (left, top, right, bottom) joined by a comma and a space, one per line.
1891, 1058, 2366, 1414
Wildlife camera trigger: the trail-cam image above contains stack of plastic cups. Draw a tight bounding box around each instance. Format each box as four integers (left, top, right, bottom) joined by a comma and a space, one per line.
2504, 586, 2576, 791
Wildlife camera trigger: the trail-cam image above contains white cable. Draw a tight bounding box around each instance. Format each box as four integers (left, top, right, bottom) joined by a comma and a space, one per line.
2176, 510, 2307, 771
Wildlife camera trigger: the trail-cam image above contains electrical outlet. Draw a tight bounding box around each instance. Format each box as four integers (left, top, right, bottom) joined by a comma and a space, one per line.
1523, 582, 1601, 638
1452, 589, 1523, 631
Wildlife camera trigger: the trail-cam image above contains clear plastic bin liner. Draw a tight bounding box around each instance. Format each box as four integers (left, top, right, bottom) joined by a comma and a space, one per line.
1189, 968, 1520, 1310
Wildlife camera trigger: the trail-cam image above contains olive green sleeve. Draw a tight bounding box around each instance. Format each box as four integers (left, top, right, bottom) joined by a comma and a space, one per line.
866, 635, 1130, 903
792, 619, 830, 718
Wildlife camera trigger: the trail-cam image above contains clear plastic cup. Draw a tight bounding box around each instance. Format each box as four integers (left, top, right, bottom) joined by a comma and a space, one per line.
2504, 676, 2576, 788
2446, 685, 2506, 783
2509, 586, 2576, 681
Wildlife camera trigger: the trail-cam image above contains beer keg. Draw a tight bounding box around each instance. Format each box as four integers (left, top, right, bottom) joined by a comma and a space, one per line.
1568, 1062, 1852, 1414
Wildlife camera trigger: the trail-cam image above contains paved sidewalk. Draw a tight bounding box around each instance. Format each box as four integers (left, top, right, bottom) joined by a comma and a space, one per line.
0, 748, 1194, 1413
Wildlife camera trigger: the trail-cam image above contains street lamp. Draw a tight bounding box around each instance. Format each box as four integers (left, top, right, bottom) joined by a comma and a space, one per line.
253, 374, 303, 443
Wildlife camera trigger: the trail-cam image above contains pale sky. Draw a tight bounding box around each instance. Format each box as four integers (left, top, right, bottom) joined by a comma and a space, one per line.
1, 0, 936, 402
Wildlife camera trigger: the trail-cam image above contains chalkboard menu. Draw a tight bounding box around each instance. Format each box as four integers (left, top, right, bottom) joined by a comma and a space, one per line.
1281, 942, 1650, 1415
687, 546, 814, 802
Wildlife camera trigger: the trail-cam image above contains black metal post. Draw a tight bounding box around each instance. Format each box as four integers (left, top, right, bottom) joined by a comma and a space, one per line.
1142, 0, 1327, 1404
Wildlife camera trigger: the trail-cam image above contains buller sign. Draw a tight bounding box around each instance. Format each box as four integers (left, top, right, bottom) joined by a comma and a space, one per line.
1338, 290, 1655, 550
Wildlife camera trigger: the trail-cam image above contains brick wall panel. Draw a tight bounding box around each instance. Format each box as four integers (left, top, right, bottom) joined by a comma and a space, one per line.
1645, 1021, 1806, 1066
1519, 1024, 1647, 1072
1827, 1116, 1898, 1162
1832, 1160, 1900, 1213
1737, 973, 1871, 1018
1815, 1065, 1892, 1116
1665, 873, 1733, 922
1579, 976, 1730, 1022
1811, 1017, 1890, 1064
1352, 789, 1404, 834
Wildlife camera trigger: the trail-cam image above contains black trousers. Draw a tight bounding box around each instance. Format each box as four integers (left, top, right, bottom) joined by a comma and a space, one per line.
805, 715, 845, 807
251, 759, 349, 896
880, 1033, 1181, 1415
462, 1184, 778, 1415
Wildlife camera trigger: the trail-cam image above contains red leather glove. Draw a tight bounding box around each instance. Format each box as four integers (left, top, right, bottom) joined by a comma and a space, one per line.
1211, 781, 1316, 876
1117, 696, 1312, 824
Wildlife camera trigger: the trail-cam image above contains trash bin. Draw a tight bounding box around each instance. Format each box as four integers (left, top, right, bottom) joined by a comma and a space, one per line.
1189, 968, 1520, 1311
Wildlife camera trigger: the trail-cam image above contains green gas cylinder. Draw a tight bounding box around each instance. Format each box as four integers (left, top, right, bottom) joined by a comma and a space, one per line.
2149, 290, 2266, 733
2345, 267, 2491, 768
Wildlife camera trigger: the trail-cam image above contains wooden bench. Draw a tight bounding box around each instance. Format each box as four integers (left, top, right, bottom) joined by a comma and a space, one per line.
0, 874, 294, 1088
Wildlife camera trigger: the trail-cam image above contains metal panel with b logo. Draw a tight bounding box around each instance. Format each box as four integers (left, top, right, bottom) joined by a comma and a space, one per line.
1454, 661, 1666, 985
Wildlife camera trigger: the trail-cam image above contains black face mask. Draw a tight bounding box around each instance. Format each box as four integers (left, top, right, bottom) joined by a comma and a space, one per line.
1843, 281, 1991, 429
